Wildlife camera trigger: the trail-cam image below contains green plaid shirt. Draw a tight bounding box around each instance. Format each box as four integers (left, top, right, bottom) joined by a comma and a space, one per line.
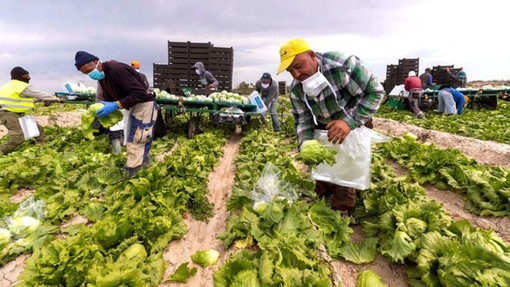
290, 52, 385, 146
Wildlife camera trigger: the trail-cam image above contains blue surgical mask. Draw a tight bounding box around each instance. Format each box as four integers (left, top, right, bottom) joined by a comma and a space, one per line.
88, 61, 105, 80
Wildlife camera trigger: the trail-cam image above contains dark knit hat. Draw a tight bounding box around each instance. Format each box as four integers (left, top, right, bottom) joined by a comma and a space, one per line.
74, 51, 99, 70
261, 72, 271, 80
10, 66, 29, 78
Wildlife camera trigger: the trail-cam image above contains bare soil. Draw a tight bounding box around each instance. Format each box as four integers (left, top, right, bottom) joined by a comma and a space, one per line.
9, 189, 34, 203
0, 111, 83, 138
373, 117, 510, 168
424, 184, 510, 242
160, 131, 242, 286
0, 255, 29, 287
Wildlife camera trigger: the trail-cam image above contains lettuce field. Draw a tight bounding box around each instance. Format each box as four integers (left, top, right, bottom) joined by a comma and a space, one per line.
0, 99, 509, 287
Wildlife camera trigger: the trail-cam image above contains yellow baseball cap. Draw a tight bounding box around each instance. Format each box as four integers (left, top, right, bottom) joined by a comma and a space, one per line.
277, 38, 311, 75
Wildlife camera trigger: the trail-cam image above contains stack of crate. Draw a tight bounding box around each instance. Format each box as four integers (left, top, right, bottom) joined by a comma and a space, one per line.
384, 64, 399, 93
153, 41, 233, 92
278, 81, 287, 95
384, 58, 419, 94
431, 65, 454, 85
397, 58, 419, 84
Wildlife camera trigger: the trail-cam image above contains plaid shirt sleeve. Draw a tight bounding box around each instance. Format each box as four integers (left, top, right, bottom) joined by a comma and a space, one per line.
290, 89, 314, 147
338, 55, 385, 129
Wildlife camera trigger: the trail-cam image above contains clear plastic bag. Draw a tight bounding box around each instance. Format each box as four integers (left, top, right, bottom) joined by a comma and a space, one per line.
11, 196, 46, 220
250, 163, 298, 208
5, 196, 46, 238
311, 126, 391, 190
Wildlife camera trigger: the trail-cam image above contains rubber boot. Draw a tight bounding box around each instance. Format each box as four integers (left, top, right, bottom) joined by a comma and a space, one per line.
142, 156, 153, 169
112, 138, 121, 155
330, 186, 356, 212
126, 165, 142, 179
314, 181, 335, 197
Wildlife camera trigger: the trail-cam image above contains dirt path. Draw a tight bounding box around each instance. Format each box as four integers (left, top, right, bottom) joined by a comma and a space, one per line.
160, 131, 242, 286
330, 225, 409, 287
0, 255, 28, 287
386, 159, 510, 243
373, 117, 510, 168
424, 184, 510, 242
0, 111, 83, 138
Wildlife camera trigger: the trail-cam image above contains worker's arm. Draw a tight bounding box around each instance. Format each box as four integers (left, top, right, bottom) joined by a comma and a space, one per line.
20, 86, 61, 101
205, 71, 219, 88
290, 90, 314, 147
453, 90, 465, 115
428, 75, 433, 86
341, 55, 385, 129
263, 81, 278, 106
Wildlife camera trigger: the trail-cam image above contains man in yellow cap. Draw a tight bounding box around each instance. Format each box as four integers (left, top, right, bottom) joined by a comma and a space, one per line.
278, 38, 384, 212
131, 61, 150, 89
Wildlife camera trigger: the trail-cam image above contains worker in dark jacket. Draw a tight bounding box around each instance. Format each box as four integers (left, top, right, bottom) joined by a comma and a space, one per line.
446, 67, 466, 88
419, 68, 434, 90
255, 73, 280, 132
192, 62, 219, 89
75, 51, 157, 178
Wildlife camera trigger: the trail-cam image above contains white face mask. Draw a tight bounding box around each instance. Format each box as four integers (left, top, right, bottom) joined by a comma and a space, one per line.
301, 70, 329, 97
261, 82, 270, 89
195, 69, 201, 75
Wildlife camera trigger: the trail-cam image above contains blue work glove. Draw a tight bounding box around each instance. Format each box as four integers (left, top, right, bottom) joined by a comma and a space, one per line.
96, 101, 119, 118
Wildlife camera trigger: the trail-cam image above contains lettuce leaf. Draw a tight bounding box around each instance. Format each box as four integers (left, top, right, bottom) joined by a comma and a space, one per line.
163, 262, 197, 283
357, 270, 387, 287
339, 238, 378, 264
81, 103, 123, 140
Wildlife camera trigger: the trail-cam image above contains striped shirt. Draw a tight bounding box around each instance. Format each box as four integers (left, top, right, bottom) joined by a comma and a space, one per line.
289, 52, 385, 146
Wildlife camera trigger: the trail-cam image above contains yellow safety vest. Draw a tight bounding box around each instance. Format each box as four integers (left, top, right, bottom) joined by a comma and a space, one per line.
0, 80, 33, 113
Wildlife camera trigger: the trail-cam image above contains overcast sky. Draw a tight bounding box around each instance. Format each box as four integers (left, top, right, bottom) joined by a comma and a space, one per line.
1, 0, 508, 92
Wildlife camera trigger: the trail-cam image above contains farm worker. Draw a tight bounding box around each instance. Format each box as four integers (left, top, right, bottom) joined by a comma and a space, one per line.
0, 67, 63, 155
131, 61, 150, 89
75, 51, 158, 179
404, 71, 427, 119
277, 38, 384, 212
445, 67, 466, 88
192, 62, 219, 89
437, 86, 465, 115
255, 72, 280, 132
455, 67, 467, 88
419, 68, 434, 90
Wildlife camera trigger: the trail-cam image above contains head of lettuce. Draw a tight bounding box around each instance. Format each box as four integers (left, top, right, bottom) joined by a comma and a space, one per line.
81, 103, 123, 140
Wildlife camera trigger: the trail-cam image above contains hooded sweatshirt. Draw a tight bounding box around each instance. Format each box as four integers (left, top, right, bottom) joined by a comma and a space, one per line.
194, 62, 219, 88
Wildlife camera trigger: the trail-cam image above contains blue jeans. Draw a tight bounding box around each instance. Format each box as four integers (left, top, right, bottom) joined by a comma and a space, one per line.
437, 91, 456, 115
264, 99, 280, 131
